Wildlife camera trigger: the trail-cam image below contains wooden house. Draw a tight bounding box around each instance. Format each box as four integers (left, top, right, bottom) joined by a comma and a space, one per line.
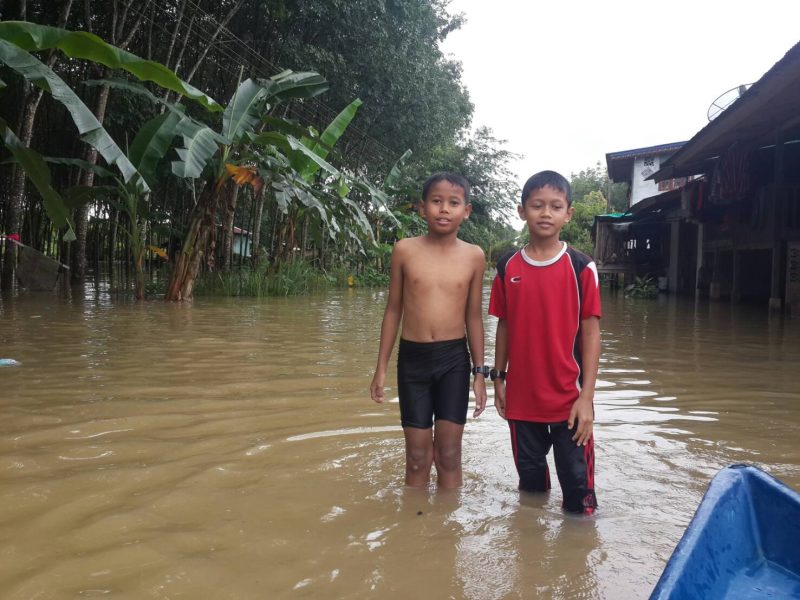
596, 39, 800, 314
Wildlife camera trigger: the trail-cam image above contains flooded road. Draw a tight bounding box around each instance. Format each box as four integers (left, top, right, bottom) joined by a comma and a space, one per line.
1, 286, 799, 599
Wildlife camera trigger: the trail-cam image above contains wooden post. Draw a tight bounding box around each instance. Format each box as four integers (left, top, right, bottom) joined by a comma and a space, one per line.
786, 242, 800, 317
769, 136, 785, 311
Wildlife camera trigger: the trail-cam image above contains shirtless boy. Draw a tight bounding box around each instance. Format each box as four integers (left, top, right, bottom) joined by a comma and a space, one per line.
370, 172, 488, 489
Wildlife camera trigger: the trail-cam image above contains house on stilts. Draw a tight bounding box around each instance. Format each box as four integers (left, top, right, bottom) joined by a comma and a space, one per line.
595, 39, 800, 315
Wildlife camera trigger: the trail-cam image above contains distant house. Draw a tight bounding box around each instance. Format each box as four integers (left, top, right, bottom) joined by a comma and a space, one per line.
231, 226, 252, 257
593, 142, 687, 289
606, 142, 687, 208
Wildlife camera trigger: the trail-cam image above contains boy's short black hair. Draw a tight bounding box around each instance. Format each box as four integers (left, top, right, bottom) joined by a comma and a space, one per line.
521, 170, 572, 206
422, 172, 470, 202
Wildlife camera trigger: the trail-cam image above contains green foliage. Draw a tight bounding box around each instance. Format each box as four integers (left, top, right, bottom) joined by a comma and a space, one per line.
571, 162, 629, 214
0, 21, 221, 111
561, 189, 607, 255
260, 0, 473, 163
299, 98, 362, 180
386, 127, 520, 256
0, 117, 76, 240
0, 6, 484, 297
193, 261, 335, 297
129, 112, 184, 187
625, 276, 659, 298
357, 267, 390, 287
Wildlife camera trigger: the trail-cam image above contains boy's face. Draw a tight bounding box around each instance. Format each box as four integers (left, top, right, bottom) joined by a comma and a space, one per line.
518, 185, 573, 240
419, 180, 471, 235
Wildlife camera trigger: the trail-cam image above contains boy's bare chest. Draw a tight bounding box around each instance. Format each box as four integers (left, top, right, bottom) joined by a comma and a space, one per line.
404, 261, 472, 293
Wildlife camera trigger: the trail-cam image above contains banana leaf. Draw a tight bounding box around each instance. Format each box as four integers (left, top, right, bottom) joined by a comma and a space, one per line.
86, 78, 187, 117
248, 131, 292, 154
298, 98, 362, 180
43, 156, 116, 179
259, 70, 329, 103
286, 135, 341, 178
88, 78, 219, 181
172, 118, 226, 179
129, 111, 183, 186
223, 78, 266, 143
0, 21, 220, 112
261, 116, 312, 139
383, 149, 412, 190
0, 39, 147, 193
0, 118, 76, 241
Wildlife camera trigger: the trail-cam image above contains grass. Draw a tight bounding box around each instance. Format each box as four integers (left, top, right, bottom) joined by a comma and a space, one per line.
193, 261, 347, 297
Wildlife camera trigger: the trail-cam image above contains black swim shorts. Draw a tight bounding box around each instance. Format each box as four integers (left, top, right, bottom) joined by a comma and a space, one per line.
397, 337, 470, 429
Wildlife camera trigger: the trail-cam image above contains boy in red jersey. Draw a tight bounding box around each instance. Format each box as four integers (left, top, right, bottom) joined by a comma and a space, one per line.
488, 170, 601, 513
371, 172, 488, 489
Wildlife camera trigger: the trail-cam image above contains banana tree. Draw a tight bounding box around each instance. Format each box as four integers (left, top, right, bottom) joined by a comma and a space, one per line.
163, 71, 329, 301
243, 98, 373, 265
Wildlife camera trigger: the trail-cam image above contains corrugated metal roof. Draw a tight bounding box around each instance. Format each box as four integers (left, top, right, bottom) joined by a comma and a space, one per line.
606, 142, 688, 161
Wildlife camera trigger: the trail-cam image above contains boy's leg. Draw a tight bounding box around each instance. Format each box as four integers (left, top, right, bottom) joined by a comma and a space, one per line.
509, 420, 552, 492
429, 340, 470, 488
432, 420, 465, 488
397, 339, 437, 487
550, 421, 597, 514
403, 426, 434, 487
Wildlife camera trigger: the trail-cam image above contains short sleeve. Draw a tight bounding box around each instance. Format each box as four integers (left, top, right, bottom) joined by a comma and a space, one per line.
580, 261, 602, 320
488, 274, 507, 319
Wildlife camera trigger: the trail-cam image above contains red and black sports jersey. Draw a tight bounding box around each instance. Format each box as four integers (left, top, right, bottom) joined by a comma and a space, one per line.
488, 243, 601, 422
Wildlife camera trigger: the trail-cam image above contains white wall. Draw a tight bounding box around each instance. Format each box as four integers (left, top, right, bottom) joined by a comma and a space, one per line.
629, 155, 663, 206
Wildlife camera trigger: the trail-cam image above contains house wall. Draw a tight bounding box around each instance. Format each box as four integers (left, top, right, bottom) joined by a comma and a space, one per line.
630, 155, 664, 206
233, 235, 252, 257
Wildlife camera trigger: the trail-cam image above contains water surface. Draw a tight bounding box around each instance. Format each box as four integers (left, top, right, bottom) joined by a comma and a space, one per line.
1, 286, 799, 599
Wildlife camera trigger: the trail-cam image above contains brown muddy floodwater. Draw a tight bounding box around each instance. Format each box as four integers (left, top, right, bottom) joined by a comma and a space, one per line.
1, 284, 799, 599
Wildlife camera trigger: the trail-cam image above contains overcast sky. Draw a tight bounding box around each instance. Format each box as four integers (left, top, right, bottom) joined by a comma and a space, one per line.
440, 1, 800, 184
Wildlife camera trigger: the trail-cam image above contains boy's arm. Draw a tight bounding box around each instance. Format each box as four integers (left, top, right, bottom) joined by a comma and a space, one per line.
569, 316, 601, 445
370, 243, 405, 403
493, 318, 508, 419
465, 248, 487, 417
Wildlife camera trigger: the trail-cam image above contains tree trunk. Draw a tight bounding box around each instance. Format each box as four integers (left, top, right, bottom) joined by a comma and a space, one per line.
1, 96, 39, 291
250, 186, 269, 268
71, 80, 111, 283
165, 178, 224, 301
220, 183, 240, 271
301, 214, 309, 263
163, 0, 187, 68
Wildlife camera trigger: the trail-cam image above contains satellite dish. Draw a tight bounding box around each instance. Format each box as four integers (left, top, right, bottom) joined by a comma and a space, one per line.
707, 84, 752, 121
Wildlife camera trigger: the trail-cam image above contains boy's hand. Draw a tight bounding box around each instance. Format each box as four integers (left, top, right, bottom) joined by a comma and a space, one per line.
494, 380, 507, 419
370, 372, 385, 404
568, 395, 594, 446
472, 376, 487, 417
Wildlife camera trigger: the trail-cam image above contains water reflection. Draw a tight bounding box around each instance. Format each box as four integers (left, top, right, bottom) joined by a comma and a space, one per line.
0, 287, 798, 598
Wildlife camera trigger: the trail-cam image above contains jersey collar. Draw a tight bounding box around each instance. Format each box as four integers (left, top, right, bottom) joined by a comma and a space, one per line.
520, 241, 567, 267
